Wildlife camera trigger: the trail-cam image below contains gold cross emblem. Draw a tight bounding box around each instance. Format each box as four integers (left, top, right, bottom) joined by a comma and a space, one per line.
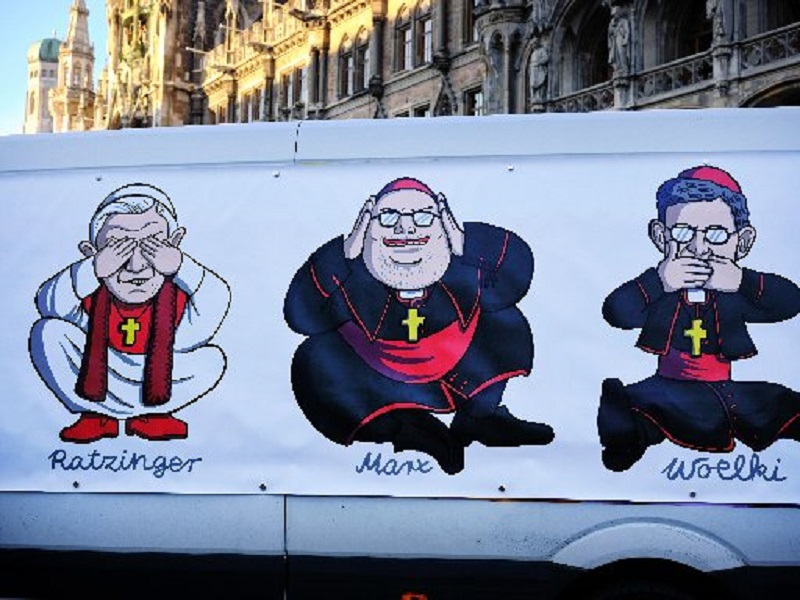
684, 318, 707, 357
402, 308, 425, 342
119, 317, 141, 346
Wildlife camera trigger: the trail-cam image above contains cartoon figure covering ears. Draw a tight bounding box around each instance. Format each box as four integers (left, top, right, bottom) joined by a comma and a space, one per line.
30, 184, 231, 443
599, 166, 800, 471
284, 177, 554, 474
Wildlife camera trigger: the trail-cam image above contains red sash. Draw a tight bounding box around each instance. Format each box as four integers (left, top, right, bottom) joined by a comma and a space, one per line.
76, 281, 187, 406
338, 309, 480, 384
657, 347, 731, 382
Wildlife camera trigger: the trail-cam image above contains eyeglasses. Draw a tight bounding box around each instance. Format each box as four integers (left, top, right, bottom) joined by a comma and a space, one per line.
374, 210, 439, 228
669, 224, 734, 245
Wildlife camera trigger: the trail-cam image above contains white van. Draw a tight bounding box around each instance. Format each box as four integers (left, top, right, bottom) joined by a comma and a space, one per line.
1, 108, 799, 599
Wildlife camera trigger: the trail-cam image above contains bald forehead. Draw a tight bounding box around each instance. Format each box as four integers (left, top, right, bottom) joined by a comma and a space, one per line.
96, 207, 169, 246
375, 189, 437, 212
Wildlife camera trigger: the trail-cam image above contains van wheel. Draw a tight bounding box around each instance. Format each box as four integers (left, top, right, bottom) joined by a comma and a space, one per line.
581, 579, 701, 600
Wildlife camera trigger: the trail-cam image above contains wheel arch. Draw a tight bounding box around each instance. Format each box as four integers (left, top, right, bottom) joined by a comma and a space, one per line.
551, 519, 747, 571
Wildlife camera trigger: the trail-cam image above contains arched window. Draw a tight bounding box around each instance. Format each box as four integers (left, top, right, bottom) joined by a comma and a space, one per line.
743, 82, 800, 108
280, 72, 291, 108
582, 12, 610, 85
395, 7, 413, 71
463, 86, 484, 116
554, 3, 610, 96
29, 92, 36, 116
415, 2, 433, 66
462, 0, 479, 45
339, 36, 354, 98
770, 3, 800, 28
752, 2, 800, 36
354, 29, 370, 93
666, 2, 712, 61
558, 29, 577, 95
295, 67, 307, 107
253, 88, 263, 120
241, 93, 251, 123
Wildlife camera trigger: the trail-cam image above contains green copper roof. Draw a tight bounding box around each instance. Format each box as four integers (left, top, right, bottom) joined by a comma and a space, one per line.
28, 38, 62, 63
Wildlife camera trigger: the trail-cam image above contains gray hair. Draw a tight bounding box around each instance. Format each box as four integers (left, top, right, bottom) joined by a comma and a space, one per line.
89, 183, 179, 245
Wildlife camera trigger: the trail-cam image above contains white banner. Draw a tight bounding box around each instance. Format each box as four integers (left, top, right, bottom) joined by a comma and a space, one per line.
1, 114, 799, 504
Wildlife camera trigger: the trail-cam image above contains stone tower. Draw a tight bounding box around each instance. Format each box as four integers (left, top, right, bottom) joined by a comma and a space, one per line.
23, 37, 62, 134
50, 0, 96, 132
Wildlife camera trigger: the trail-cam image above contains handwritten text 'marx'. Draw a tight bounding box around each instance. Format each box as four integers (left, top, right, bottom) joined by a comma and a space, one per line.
356, 452, 434, 476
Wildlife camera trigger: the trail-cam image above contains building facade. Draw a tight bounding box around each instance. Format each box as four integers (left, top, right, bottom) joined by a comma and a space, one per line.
195, 0, 800, 123
28, 0, 800, 133
101, 0, 203, 127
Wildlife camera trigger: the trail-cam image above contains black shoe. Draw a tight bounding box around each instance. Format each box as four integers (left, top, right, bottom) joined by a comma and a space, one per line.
598, 378, 648, 471
602, 444, 646, 472
598, 378, 639, 448
451, 406, 554, 447
392, 411, 465, 475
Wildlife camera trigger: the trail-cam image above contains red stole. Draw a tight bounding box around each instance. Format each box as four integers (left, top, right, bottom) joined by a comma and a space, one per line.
76, 280, 186, 406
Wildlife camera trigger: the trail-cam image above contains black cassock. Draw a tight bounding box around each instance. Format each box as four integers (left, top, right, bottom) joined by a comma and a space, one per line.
601, 266, 800, 452
284, 222, 534, 444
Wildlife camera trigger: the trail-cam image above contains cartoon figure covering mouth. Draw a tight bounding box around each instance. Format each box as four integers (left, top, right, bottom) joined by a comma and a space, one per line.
284, 177, 554, 474
598, 166, 800, 472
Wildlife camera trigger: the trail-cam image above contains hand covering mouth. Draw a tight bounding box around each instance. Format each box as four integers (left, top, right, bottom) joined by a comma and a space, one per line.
383, 236, 430, 247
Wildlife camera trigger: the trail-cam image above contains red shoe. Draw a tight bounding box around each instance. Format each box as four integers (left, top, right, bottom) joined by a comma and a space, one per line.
60, 413, 119, 443
125, 414, 188, 440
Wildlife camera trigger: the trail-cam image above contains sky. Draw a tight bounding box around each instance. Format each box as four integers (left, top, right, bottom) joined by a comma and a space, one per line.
0, 0, 108, 136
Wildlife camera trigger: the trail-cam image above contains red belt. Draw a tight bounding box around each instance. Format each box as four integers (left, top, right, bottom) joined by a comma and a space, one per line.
657, 347, 731, 382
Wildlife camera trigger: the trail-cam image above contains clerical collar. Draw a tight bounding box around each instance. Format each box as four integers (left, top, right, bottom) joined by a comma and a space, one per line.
398, 289, 425, 300
685, 289, 707, 304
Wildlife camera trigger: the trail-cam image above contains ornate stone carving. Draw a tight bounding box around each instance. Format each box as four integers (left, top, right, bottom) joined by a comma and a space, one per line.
608, 3, 630, 77
528, 35, 549, 105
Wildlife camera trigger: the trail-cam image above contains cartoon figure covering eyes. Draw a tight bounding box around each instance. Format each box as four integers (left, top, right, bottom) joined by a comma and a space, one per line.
30, 184, 230, 444
284, 177, 554, 474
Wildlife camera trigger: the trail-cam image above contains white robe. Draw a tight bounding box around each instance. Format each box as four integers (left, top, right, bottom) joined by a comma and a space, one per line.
30, 256, 230, 417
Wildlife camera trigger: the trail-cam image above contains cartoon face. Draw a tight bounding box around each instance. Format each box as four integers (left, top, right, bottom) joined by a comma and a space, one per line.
95, 207, 170, 304
663, 198, 746, 262
362, 189, 452, 290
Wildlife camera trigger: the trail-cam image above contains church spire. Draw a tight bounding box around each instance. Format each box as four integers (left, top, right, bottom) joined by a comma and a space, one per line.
50, 0, 95, 132
65, 0, 92, 55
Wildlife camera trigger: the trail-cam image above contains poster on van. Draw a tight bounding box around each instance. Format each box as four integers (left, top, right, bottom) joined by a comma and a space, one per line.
30, 183, 231, 447
284, 176, 554, 476
1, 124, 798, 502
